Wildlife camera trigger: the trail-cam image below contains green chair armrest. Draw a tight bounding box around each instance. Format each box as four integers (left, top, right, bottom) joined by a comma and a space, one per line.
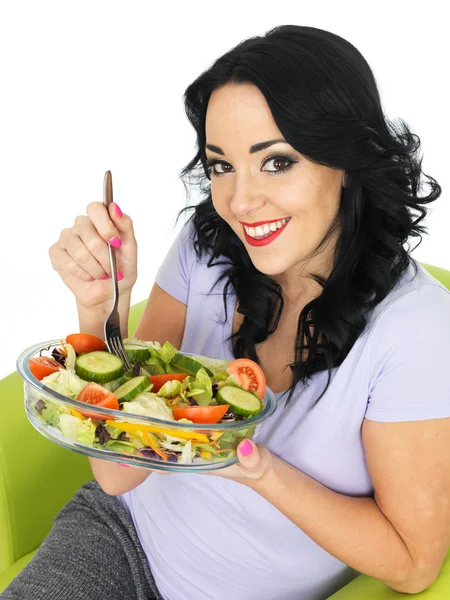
0, 550, 38, 593
0, 371, 93, 575
328, 549, 450, 598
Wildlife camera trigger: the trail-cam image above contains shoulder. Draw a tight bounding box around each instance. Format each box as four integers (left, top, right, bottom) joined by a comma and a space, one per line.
369, 259, 450, 339
367, 259, 450, 373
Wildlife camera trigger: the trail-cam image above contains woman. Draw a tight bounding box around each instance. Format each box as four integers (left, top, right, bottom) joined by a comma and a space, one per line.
3, 24, 450, 600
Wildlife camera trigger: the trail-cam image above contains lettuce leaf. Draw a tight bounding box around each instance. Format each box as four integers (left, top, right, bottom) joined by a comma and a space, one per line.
188, 367, 213, 406
120, 392, 175, 422
42, 368, 88, 399
156, 380, 183, 399
59, 413, 96, 446
178, 440, 195, 464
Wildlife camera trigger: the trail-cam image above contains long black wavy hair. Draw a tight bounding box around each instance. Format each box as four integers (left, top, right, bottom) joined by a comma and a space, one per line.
176, 24, 441, 409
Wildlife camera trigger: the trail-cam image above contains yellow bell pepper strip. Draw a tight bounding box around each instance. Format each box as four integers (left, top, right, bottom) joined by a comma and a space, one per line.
69, 408, 86, 420
200, 450, 212, 460
105, 420, 210, 443
143, 432, 169, 461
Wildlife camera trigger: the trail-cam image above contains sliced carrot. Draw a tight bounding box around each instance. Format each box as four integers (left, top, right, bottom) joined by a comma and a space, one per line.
143, 432, 169, 461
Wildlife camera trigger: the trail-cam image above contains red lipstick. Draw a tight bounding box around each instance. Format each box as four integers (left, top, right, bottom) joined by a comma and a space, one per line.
242, 219, 290, 247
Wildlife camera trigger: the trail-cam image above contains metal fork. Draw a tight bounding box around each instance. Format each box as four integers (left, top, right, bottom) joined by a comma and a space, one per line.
103, 170, 132, 371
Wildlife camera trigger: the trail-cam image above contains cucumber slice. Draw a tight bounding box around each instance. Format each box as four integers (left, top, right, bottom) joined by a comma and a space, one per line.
124, 344, 150, 363
169, 353, 214, 377
216, 385, 263, 418
115, 375, 151, 402
75, 351, 124, 383
103, 371, 133, 392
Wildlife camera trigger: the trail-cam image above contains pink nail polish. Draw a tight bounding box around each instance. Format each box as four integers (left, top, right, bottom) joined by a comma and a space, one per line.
101, 273, 109, 280
118, 462, 130, 468
117, 270, 123, 281
240, 440, 253, 457
109, 237, 122, 248
114, 203, 123, 218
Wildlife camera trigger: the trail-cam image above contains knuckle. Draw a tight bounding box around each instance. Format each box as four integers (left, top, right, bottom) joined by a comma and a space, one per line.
72, 248, 90, 265
74, 214, 88, 228
59, 227, 72, 242
89, 237, 107, 255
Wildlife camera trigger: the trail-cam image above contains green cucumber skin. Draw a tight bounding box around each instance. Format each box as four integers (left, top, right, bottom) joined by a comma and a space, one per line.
75, 351, 124, 384
169, 353, 214, 377
124, 345, 151, 363
115, 375, 151, 402
216, 385, 263, 418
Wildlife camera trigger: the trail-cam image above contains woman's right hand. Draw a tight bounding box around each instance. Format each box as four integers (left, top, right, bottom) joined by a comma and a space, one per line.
49, 201, 137, 310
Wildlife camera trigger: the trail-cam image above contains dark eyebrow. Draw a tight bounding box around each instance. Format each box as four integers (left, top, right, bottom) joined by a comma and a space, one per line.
205, 138, 288, 156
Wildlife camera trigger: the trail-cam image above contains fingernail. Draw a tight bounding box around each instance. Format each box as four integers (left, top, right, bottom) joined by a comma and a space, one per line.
101, 273, 109, 280
109, 237, 122, 248
118, 462, 130, 468
90, 278, 95, 282
117, 270, 123, 281
114, 203, 123, 218
240, 440, 253, 457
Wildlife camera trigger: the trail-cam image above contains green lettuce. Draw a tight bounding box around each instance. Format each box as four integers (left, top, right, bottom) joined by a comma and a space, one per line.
41, 401, 68, 426
42, 368, 88, 399
59, 413, 96, 446
188, 367, 213, 406
156, 379, 183, 398
120, 392, 175, 422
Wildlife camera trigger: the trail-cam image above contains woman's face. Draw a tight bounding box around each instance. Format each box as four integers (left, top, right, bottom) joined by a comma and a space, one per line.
205, 83, 344, 292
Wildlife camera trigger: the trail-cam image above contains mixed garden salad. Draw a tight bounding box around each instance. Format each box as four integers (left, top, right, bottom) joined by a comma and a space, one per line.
28, 334, 267, 465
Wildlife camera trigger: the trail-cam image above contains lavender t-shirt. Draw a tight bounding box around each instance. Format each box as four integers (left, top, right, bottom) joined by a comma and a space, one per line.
119, 221, 450, 600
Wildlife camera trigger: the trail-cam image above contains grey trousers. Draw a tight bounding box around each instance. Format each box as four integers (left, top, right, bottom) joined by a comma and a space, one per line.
0, 480, 164, 600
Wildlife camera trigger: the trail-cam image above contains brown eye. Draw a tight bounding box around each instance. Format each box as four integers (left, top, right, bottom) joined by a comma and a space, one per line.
264, 157, 290, 172
208, 161, 234, 176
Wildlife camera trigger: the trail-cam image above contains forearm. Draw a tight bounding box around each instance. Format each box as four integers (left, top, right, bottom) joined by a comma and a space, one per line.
76, 291, 132, 338
88, 456, 152, 495
253, 457, 424, 594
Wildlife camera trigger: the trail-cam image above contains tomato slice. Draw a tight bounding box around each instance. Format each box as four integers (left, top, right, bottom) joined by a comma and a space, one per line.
29, 357, 63, 380
66, 333, 106, 355
77, 382, 119, 420
227, 358, 266, 399
173, 405, 230, 424
149, 373, 187, 392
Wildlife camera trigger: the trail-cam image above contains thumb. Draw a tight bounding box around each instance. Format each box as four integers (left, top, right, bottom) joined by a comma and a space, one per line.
237, 439, 260, 469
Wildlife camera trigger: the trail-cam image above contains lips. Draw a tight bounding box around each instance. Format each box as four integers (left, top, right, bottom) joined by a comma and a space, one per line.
242, 218, 290, 247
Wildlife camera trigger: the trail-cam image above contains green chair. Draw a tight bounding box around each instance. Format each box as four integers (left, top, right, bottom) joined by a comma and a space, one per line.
1, 264, 450, 598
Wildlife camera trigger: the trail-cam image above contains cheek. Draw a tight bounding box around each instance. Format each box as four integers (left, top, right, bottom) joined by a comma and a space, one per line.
211, 181, 232, 218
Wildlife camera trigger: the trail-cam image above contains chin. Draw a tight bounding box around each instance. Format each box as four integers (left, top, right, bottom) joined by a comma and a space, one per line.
247, 254, 290, 277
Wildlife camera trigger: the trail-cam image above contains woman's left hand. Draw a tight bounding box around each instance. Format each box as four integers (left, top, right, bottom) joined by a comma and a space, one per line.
205, 439, 275, 485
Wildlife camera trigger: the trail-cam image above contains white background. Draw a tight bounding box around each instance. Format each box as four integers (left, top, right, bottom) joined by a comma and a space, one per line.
1, 1, 448, 379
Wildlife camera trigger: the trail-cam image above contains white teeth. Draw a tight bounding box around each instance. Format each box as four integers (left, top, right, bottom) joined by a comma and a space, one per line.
244, 217, 290, 239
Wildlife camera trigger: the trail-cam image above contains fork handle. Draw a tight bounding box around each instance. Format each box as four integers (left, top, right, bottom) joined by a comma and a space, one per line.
103, 170, 119, 310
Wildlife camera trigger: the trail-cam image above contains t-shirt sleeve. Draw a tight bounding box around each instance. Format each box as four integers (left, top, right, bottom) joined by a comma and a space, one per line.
153, 220, 196, 306
365, 284, 450, 422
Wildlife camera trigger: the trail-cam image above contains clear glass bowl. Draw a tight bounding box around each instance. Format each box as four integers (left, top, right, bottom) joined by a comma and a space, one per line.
17, 339, 277, 473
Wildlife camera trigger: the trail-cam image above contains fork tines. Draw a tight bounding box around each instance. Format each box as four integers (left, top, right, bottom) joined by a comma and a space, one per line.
106, 326, 131, 371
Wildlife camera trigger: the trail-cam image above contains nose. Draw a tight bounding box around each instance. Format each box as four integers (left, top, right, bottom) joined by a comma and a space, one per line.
229, 173, 266, 219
